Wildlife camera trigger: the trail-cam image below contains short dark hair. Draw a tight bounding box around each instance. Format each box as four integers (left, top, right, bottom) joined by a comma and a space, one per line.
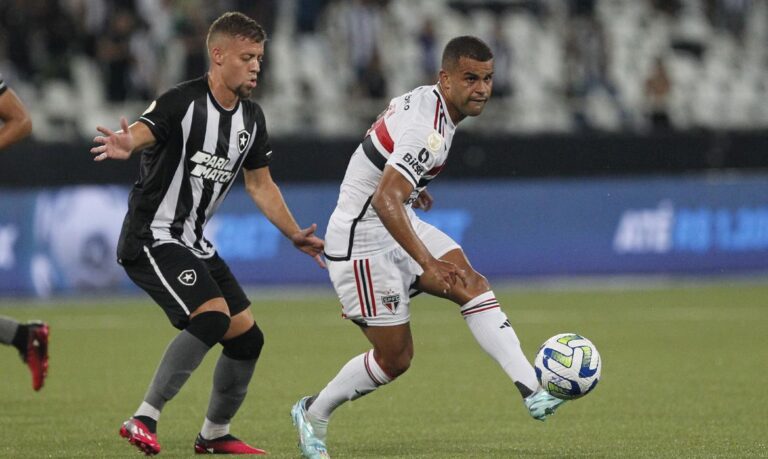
207, 12, 267, 48
441, 36, 493, 69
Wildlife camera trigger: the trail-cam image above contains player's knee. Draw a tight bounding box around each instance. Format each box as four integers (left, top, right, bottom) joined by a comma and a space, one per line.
222, 323, 264, 361
466, 270, 490, 293
185, 311, 231, 347
453, 270, 491, 304
379, 350, 412, 378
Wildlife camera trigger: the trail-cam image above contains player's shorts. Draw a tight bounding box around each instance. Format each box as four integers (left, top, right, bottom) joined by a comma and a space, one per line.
121, 242, 250, 329
327, 218, 460, 327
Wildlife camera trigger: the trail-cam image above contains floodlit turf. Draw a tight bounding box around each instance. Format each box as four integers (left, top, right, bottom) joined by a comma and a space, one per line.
1, 281, 767, 458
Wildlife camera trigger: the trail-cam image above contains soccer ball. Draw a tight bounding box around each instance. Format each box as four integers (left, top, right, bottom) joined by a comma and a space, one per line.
534, 333, 601, 400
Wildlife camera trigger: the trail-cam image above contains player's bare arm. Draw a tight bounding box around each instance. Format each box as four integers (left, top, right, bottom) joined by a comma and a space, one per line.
91, 117, 156, 161
243, 167, 326, 268
0, 87, 32, 150
372, 166, 465, 293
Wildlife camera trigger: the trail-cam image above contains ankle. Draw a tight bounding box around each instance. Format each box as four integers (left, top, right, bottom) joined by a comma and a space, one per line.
201, 418, 230, 440
134, 415, 157, 434
11, 324, 29, 353
308, 414, 328, 441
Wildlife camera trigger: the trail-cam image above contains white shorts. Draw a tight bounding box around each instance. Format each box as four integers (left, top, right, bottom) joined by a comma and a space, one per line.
327, 218, 460, 326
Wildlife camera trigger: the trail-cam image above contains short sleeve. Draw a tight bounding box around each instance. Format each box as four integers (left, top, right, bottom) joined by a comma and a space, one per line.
138, 87, 186, 144
385, 125, 438, 188
243, 105, 272, 170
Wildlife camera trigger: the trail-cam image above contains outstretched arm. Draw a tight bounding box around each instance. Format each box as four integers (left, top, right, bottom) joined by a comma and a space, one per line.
0, 88, 32, 150
372, 167, 465, 294
90, 117, 156, 161
244, 167, 326, 268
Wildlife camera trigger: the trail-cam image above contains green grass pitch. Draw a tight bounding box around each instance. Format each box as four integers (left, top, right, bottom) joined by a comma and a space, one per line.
1, 281, 767, 458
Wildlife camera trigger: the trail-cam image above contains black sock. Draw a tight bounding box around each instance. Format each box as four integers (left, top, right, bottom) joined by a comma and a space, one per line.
134, 415, 157, 434
515, 381, 534, 398
11, 324, 28, 354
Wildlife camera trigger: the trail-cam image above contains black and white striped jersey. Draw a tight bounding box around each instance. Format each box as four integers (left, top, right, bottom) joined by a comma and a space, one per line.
117, 75, 272, 261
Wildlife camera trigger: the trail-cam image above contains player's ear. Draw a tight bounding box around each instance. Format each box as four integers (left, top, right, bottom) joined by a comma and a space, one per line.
438, 69, 450, 90
210, 46, 224, 66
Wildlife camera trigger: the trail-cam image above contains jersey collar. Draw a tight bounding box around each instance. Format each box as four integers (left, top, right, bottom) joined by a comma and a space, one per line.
205, 73, 241, 114
433, 84, 456, 129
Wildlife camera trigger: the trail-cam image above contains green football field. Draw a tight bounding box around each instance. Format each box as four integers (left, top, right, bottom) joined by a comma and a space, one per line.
1, 280, 766, 458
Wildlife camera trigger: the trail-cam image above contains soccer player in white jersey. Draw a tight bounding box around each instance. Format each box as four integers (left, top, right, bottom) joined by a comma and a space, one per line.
0, 73, 50, 392
291, 36, 565, 459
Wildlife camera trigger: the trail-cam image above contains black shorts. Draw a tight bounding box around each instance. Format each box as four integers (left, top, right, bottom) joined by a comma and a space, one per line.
122, 243, 250, 329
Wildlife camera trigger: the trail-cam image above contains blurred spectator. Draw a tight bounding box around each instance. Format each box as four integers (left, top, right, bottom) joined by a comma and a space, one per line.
39, 1, 77, 81
488, 17, 514, 99
127, 18, 157, 100
568, 0, 596, 17
706, 0, 752, 42
297, 0, 330, 34
1, 0, 76, 83
65, 0, 109, 59
361, 49, 387, 98
417, 18, 438, 85
649, 0, 683, 16
176, 6, 209, 82
564, 15, 630, 130
644, 56, 672, 131
0, 0, 38, 81
341, 0, 388, 98
97, 9, 136, 101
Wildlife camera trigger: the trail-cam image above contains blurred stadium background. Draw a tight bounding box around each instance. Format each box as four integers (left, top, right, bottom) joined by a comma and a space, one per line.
1, 1, 767, 457
1, 0, 767, 296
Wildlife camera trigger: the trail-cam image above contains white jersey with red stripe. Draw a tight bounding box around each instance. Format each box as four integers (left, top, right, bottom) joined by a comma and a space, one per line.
324, 84, 457, 260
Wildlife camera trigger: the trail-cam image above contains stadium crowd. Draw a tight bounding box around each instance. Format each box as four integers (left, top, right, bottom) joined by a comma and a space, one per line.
0, 0, 766, 138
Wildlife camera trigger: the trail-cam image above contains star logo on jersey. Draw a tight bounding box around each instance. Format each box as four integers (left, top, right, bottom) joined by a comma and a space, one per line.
178, 269, 197, 286
381, 290, 401, 313
237, 129, 251, 153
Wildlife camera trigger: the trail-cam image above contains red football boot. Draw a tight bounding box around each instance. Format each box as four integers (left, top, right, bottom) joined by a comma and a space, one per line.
21, 321, 49, 391
194, 434, 267, 455
120, 418, 161, 456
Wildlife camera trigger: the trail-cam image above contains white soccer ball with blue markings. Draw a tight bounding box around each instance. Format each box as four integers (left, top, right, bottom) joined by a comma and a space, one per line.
534, 333, 601, 400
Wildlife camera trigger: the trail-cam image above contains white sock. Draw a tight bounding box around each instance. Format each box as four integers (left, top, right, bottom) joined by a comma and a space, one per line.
200, 417, 230, 440
307, 350, 393, 424
134, 401, 161, 421
461, 291, 540, 396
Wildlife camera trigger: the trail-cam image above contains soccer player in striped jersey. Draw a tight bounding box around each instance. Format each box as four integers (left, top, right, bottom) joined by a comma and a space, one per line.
291, 36, 564, 459
0, 73, 50, 392
91, 12, 324, 456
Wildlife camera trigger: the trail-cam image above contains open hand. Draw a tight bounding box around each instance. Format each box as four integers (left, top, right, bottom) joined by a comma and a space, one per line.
91, 117, 133, 161
291, 223, 326, 268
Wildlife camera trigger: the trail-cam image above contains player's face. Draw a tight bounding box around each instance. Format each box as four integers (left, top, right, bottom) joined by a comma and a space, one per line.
441, 57, 493, 120
220, 37, 264, 99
